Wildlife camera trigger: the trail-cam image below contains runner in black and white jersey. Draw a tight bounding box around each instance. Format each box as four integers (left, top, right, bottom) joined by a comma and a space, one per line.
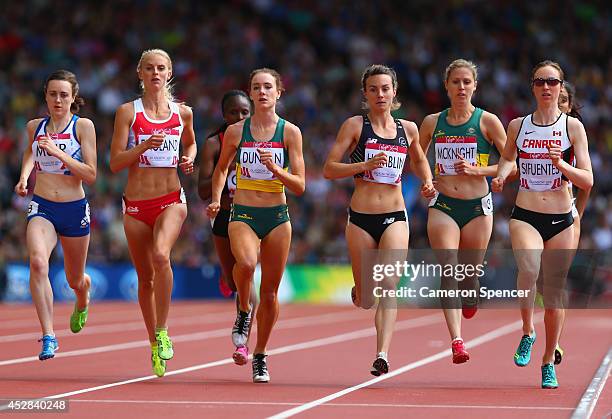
324, 64, 435, 376
493, 61, 593, 389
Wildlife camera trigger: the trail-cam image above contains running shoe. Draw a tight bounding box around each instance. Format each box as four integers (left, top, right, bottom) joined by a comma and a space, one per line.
232, 308, 252, 347
219, 275, 233, 298
514, 333, 536, 367
70, 303, 88, 333
155, 329, 174, 360
151, 344, 166, 377
461, 299, 478, 319
541, 363, 558, 389
38, 335, 59, 361
370, 352, 389, 376
554, 345, 564, 365
233, 345, 249, 366
451, 339, 470, 364
252, 353, 270, 383
461, 279, 479, 319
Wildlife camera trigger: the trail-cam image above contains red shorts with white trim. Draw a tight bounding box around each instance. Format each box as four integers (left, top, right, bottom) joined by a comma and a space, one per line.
122, 189, 186, 228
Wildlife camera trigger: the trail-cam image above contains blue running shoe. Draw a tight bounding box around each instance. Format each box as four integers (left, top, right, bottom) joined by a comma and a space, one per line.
541, 363, 558, 389
38, 335, 58, 360
514, 333, 536, 367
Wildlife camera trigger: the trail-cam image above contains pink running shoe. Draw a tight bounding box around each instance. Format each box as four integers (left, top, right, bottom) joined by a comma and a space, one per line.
219, 275, 233, 298
233, 345, 248, 366
452, 339, 470, 364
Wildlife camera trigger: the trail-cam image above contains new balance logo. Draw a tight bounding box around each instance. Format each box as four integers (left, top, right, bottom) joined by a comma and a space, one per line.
382, 217, 395, 225
551, 220, 564, 225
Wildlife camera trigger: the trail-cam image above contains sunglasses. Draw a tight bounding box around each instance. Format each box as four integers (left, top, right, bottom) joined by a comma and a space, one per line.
532, 78, 563, 87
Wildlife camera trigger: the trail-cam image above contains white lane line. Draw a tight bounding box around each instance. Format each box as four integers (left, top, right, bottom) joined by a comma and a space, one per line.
69, 399, 574, 410
0, 305, 232, 331
0, 314, 442, 410
0, 309, 369, 367
0, 311, 237, 343
0, 319, 42, 330
269, 314, 542, 419
571, 345, 612, 419
0, 309, 146, 330
0, 306, 237, 338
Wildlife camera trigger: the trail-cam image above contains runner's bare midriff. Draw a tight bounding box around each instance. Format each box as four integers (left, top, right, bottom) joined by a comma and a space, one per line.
125, 166, 181, 200
435, 175, 489, 199
33, 173, 85, 202
350, 179, 405, 213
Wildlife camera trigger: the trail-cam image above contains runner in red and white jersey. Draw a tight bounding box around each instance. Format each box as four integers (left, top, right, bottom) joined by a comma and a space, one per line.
515, 112, 573, 192
127, 97, 183, 168
110, 49, 197, 378
493, 60, 593, 389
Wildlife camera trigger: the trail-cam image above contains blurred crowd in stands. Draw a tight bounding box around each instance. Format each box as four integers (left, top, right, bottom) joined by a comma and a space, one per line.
1, 0, 610, 268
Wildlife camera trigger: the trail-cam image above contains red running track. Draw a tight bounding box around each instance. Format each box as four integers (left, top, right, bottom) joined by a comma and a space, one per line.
0, 301, 610, 419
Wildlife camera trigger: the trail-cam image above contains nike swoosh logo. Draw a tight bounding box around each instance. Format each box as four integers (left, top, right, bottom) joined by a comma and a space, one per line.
525, 131, 535, 135
551, 220, 564, 225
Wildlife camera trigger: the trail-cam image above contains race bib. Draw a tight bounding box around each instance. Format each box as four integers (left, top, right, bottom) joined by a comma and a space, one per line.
33, 134, 72, 174
363, 142, 407, 185
27, 201, 39, 217
518, 152, 564, 191
238, 142, 284, 180
227, 169, 237, 197
80, 202, 91, 228
428, 191, 439, 207
435, 136, 477, 176
137, 129, 181, 168
481, 193, 493, 215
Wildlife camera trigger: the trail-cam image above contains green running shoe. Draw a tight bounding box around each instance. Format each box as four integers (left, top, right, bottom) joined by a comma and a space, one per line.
70, 304, 88, 333
514, 333, 536, 367
535, 292, 544, 308
541, 363, 558, 389
156, 329, 174, 360
151, 345, 166, 377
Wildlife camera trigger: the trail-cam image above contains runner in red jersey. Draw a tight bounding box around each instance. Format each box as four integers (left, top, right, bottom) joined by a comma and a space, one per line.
110, 49, 197, 377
